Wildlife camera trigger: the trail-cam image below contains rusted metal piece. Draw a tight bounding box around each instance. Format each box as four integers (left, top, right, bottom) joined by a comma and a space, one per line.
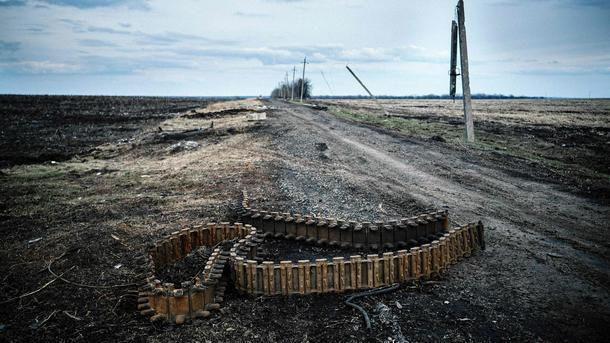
138, 192, 486, 325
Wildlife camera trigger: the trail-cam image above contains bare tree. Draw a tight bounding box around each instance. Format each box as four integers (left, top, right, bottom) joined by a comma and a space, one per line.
271, 78, 312, 99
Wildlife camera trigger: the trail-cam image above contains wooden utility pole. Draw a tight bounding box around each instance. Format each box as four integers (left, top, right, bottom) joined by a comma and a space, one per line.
291, 66, 296, 100
457, 0, 474, 142
300, 57, 307, 102
345, 65, 389, 116
285, 72, 289, 100
449, 20, 459, 101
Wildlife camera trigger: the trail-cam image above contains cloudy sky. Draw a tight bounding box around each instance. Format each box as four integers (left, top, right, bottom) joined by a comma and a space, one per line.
1, 0, 609, 97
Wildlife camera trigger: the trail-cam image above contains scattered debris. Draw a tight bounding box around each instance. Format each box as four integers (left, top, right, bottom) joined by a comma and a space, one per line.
374, 303, 407, 342
376, 303, 393, 325
27, 237, 42, 246
29, 310, 58, 330
345, 284, 400, 330
159, 128, 209, 142
295, 102, 328, 111
47, 251, 137, 289
63, 311, 83, 321
167, 141, 200, 153
0, 266, 76, 305
315, 142, 328, 151
247, 112, 267, 121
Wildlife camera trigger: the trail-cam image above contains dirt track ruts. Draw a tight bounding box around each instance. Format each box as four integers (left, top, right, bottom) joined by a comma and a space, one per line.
255, 99, 610, 341
2, 96, 608, 342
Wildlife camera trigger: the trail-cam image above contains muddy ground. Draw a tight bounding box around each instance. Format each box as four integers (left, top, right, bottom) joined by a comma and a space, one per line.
0, 95, 608, 342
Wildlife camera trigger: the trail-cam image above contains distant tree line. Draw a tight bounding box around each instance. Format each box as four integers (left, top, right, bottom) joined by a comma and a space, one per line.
271, 78, 312, 99
313, 93, 545, 100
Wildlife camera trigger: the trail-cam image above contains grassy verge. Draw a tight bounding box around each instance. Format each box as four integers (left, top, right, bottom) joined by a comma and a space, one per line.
328, 105, 610, 190
329, 106, 463, 141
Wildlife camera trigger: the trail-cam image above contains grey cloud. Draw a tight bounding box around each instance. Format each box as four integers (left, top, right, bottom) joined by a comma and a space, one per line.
87, 26, 131, 35
180, 47, 300, 65
67, 54, 192, 75
0, 0, 25, 7
513, 66, 610, 76
59, 19, 234, 46
548, 0, 610, 8
177, 45, 447, 66
39, 0, 150, 10
0, 40, 20, 52
491, 0, 610, 9
71, 55, 144, 74
134, 31, 235, 46
24, 26, 46, 33
0, 41, 20, 63
0, 0, 150, 9
0, 0, 26, 6
60, 19, 133, 35
0, 60, 82, 74
234, 11, 270, 18
0, 52, 190, 75
78, 39, 118, 47
59, 18, 87, 32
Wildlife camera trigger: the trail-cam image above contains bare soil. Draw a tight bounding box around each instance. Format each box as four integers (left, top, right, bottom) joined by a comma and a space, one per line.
319, 99, 610, 204
0, 96, 608, 342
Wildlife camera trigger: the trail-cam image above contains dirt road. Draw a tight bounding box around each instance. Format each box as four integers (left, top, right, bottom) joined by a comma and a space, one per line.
1, 96, 608, 342
248, 100, 609, 341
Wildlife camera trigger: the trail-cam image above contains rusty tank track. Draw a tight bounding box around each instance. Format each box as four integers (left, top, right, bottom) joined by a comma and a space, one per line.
138, 191, 485, 324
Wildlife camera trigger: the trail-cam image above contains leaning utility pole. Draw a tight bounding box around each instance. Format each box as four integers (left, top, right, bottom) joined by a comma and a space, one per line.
291, 66, 296, 101
457, 0, 474, 142
345, 65, 389, 116
300, 57, 307, 102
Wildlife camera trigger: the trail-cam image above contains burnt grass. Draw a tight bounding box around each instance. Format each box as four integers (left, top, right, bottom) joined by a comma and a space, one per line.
1, 96, 608, 343
0, 95, 225, 342
0, 95, 211, 167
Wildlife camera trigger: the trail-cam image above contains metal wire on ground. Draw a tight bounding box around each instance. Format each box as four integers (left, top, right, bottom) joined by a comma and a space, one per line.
345, 283, 400, 330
